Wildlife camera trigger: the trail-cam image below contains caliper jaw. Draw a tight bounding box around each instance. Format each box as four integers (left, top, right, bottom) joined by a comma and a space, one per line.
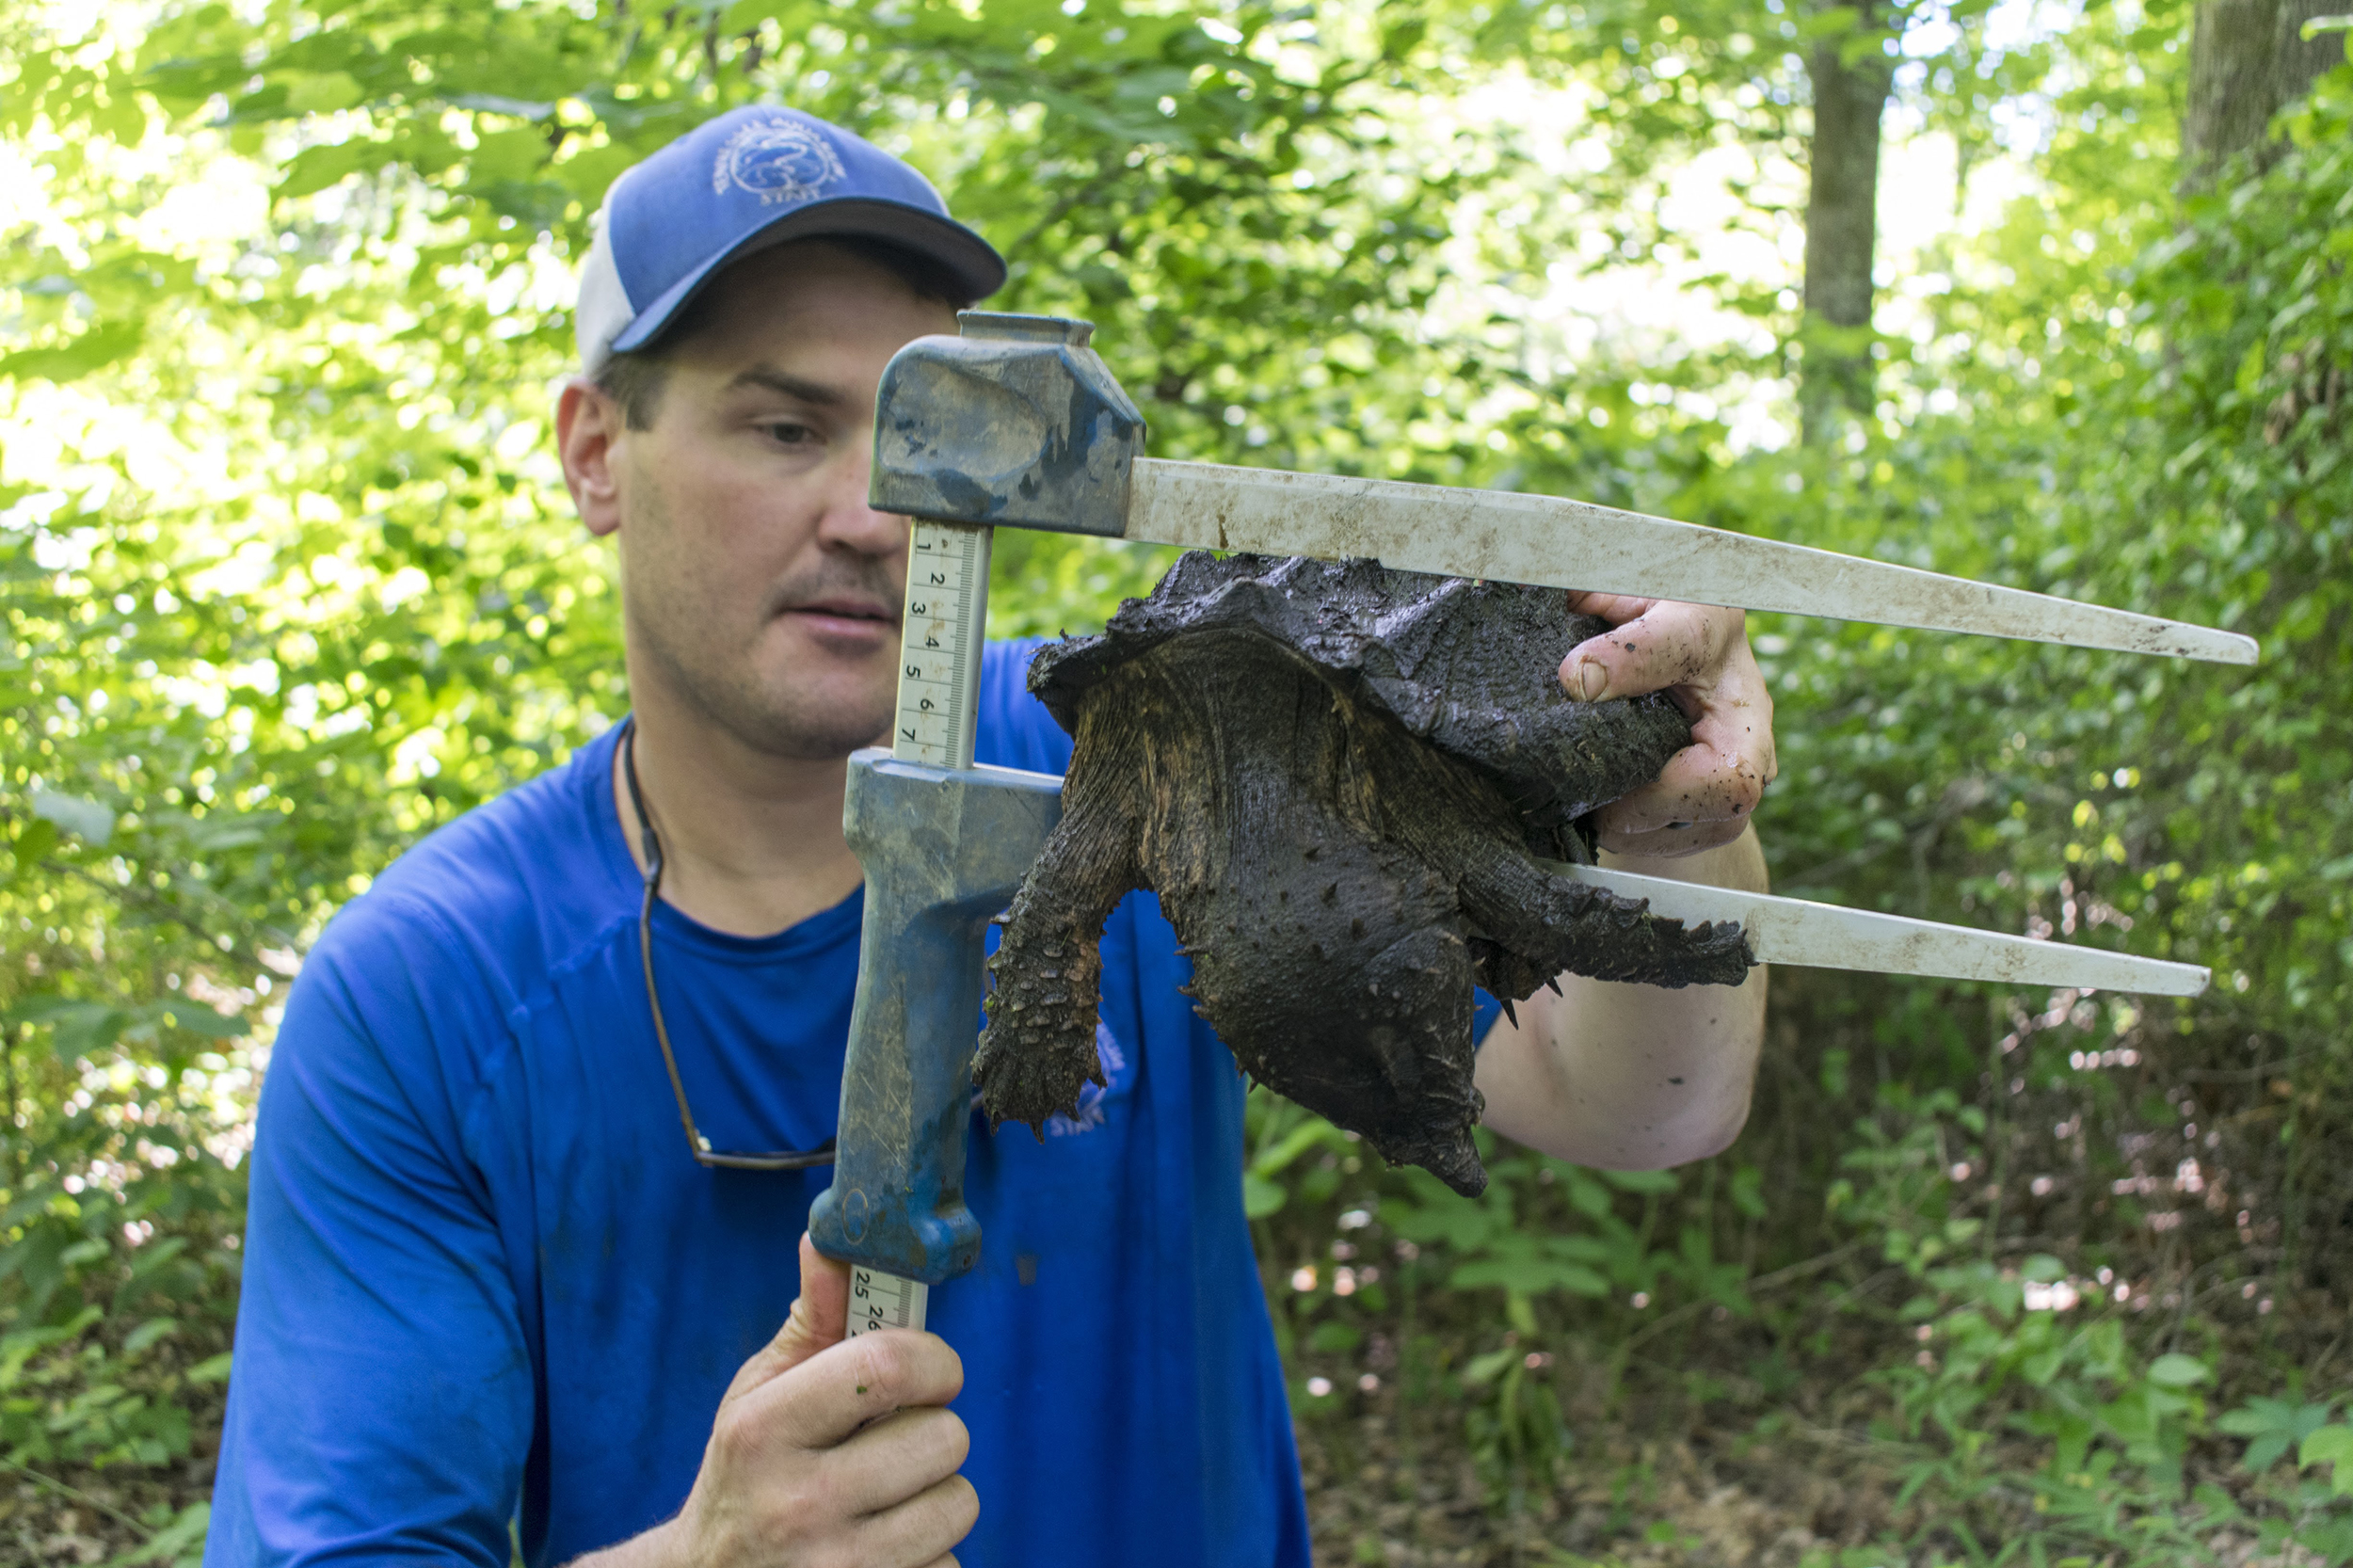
869, 312, 1145, 539
806, 751, 1064, 1286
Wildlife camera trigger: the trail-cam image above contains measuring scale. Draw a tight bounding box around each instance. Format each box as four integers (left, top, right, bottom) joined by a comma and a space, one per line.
843, 516, 993, 1336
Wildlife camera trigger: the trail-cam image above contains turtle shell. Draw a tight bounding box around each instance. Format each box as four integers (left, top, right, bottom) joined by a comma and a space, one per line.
1029, 552, 1698, 861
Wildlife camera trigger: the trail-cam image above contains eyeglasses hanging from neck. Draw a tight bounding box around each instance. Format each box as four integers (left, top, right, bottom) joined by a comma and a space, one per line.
621, 717, 838, 1172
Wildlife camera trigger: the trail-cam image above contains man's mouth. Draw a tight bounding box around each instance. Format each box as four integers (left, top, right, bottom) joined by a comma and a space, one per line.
779, 596, 900, 635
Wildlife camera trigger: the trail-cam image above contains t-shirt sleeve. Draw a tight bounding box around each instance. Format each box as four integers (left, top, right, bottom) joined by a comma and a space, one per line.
974, 637, 1075, 776
1472, 988, 1502, 1046
205, 897, 531, 1567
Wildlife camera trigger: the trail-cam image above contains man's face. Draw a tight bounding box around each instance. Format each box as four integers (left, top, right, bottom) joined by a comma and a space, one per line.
577, 242, 958, 760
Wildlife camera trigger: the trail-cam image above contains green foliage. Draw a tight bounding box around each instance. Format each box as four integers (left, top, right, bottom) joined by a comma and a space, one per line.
1257, 46, 2353, 1560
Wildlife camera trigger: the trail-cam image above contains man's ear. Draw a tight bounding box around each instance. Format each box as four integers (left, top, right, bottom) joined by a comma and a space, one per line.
556, 376, 626, 538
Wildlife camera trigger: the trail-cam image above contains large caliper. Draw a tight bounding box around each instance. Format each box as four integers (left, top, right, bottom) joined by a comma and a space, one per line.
805, 312, 2252, 1335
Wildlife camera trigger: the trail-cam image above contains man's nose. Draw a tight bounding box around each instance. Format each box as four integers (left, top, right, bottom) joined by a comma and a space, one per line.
816, 441, 908, 556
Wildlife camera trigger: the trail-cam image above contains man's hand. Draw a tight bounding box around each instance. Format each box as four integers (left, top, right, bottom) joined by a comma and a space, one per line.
579, 1234, 976, 1568
1474, 594, 1775, 1168
1560, 593, 1777, 858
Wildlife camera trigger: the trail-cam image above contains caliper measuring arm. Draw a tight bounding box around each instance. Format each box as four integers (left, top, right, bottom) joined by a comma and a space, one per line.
807, 312, 2253, 1334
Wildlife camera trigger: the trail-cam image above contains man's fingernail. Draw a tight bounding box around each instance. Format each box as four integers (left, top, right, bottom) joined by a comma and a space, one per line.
1572, 659, 1609, 702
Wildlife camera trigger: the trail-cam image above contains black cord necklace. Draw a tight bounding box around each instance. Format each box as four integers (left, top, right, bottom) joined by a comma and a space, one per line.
621, 717, 837, 1171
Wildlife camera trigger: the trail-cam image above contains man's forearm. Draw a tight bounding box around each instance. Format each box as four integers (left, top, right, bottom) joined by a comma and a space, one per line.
1472, 824, 1769, 1170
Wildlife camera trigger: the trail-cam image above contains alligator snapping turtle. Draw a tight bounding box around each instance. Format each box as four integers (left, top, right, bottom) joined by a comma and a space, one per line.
973, 552, 1755, 1196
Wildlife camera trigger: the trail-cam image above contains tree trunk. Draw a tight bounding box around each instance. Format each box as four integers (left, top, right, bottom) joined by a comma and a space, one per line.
1800, 6, 1896, 445
2183, 0, 2342, 185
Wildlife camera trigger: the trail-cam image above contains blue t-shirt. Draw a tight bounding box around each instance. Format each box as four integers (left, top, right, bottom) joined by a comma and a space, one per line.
207, 641, 1498, 1566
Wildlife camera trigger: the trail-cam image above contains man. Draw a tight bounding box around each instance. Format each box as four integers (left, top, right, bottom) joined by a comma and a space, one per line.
206, 106, 1774, 1567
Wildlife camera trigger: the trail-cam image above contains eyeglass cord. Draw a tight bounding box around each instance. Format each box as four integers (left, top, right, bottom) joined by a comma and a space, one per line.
622, 718, 838, 1172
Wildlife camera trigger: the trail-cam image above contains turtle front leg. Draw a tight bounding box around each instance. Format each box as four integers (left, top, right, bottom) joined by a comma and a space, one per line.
974, 786, 1144, 1137
1452, 833, 1754, 994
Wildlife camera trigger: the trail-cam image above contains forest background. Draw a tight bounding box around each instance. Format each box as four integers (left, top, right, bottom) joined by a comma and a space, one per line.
2, 0, 2350, 1561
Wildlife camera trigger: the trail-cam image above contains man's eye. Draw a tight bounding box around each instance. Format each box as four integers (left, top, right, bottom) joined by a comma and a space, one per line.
764, 422, 816, 446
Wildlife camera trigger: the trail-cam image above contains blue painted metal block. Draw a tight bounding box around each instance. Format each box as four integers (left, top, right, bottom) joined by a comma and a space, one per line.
808, 749, 1065, 1285
869, 312, 1144, 539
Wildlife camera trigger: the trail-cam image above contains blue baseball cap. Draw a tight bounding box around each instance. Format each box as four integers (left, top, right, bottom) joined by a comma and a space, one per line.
575, 105, 1006, 373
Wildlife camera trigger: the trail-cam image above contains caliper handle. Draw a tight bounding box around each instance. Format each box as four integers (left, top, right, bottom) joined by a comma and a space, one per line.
807, 750, 1064, 1286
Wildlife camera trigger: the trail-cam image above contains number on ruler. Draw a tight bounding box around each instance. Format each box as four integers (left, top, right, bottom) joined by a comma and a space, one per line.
845, 1266, 929, 1336
891, 520, 989, 769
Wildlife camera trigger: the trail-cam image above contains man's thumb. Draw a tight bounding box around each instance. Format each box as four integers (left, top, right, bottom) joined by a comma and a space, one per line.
722, 1233, 852, 1400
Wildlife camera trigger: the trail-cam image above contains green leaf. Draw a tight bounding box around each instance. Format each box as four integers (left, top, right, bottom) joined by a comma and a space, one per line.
121, 1318, 178, 1355
126, 1236, 191, 1283
1378, 16, 1427, 59
2297, 1517, 2353, 1568
2244, 1431, 2297, 1474
1306, 1321, 1361, 1353
105, 1499, 211, 1566
12, 817, 59, 871
1563, 1172, 1614, 1220
0, 321, 145, 387
476, 180, 570, 228
187, 813, 272, 853
284, 71, 364, 113
468, 127, 547, 185
1250, 1117, 1339, 1179
2301, 1425, 2353, 1496
16, 1000, 134, 1063
1729, 1164, 1768, 1221
1240, 1172, 1286, 1219
275, 140, 368, 200
1462, 1348, 1515, 1385
160, 1004, 249, 1041
184, 1354, 233, 1386
2146, 1352, 2212, 1388
2234, 338, 2266, 398
2220, 1400, 2336, 1474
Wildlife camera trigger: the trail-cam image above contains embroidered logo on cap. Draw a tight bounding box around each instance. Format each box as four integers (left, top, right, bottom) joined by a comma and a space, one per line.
712, 117, 846, 207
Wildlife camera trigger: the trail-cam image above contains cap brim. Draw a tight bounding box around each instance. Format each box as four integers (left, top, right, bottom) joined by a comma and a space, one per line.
608, 198, 1007, 357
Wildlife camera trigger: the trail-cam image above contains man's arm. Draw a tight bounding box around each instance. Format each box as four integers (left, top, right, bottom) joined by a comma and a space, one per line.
206, 905, 536, 1567
209, 901, 974, 1568
1473, 594, 1776, 1171
1475, 827, 1769, 1169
